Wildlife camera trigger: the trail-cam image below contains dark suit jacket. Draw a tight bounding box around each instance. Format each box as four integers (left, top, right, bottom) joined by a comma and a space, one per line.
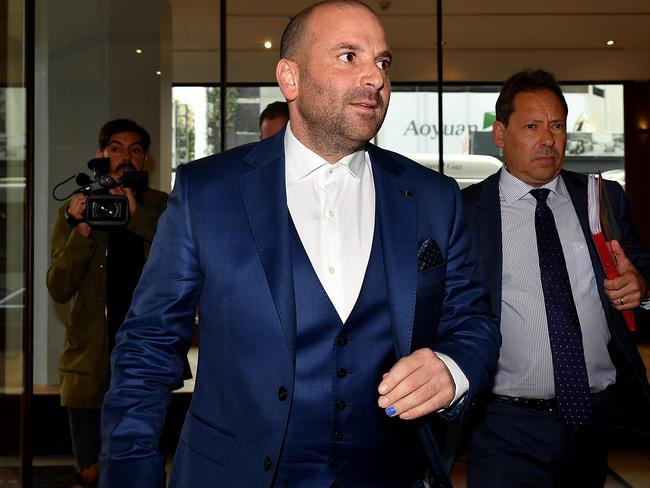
100, 129, 500, 487
462, 169, 650, 434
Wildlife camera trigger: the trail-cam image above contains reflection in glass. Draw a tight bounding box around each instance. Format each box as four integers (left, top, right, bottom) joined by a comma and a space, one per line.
0, 88, 26, 392
1, 0, 26, 483
172, 85, 283, 168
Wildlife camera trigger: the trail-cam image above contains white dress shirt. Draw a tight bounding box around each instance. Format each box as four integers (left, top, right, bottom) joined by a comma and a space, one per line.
284, 123, 468, 404
495, 169, 616, 398
285, 124, 375, 323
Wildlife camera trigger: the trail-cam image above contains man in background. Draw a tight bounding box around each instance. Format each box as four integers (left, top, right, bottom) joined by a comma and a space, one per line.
47, 119, 168, 488
259, 100, 290, 140
462, 69, 650, 487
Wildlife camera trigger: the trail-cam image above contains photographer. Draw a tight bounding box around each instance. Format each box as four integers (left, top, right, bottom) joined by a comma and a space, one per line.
46, 119, 168, 488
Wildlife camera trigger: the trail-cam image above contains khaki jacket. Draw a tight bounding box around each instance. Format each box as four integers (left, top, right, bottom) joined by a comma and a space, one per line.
47, 189, 168, 408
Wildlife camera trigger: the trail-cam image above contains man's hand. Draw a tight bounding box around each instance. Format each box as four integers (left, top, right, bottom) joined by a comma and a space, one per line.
68, 193, 87, 220
377, 348, 455, 420
109, 175, 138, 216
604, 239, 648, 310
68, 194, 91, 237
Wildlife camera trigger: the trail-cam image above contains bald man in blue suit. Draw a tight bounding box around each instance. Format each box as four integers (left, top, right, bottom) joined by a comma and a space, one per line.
100, 2, 499, 487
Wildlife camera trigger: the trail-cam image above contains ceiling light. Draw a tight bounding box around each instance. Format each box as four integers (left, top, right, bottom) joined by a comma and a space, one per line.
264, 41, 273, 49
606, 40, 615, 46
136, 48, 143, 54
156, 70, 161, 76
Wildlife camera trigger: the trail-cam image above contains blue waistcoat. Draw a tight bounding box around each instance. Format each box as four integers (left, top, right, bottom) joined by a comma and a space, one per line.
275, 219, 427, 488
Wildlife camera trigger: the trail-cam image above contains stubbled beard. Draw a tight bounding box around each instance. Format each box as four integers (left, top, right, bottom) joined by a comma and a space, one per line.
297, 79, 388, 158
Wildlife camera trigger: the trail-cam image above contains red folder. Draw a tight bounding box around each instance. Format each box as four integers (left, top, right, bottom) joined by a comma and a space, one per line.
587, 174, 636, 331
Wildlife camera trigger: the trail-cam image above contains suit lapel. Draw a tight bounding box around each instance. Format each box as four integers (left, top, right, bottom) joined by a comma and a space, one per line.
474, 171, 504, 316
368, 145, 416, 357
239, 133, 296, 360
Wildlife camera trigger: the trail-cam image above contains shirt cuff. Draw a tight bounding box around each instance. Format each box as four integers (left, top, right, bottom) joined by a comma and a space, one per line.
433, 352, 469, 406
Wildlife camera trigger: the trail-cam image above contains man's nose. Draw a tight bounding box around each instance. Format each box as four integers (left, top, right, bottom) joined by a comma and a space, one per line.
541, 127, 555, 146
360, 61, 384, 90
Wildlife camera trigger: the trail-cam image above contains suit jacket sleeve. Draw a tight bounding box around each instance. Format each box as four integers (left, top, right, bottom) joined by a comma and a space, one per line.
424, 180, 501, 414
606, 179, 650, 283
100, 166, 200, 487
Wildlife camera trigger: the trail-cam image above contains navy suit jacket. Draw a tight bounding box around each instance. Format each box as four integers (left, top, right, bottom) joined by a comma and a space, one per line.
100, 129, 500, 487
462, 169, 650, 432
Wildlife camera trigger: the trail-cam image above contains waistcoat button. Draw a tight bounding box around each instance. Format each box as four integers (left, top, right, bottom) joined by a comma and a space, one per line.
263, 456, 272, 471
336, 401, 346, 411
278, 386, 288, 401
336, 368, 347, 379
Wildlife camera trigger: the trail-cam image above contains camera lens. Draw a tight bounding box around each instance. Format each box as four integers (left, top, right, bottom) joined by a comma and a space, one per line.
92, 201, 121, 218
85, 194, 129, 227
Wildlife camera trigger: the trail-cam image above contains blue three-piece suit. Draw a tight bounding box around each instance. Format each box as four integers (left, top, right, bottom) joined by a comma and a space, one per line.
100, 129, 500, 488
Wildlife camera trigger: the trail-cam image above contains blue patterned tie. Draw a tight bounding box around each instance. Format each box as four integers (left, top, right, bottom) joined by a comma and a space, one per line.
531, 188, 591, 429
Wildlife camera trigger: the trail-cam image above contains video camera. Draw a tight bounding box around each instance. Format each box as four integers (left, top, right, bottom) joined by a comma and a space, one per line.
54, 157, 148, 228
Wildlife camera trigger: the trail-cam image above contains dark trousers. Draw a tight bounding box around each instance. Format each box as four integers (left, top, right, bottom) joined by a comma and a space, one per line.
68, 407, 101, 470
467, 388, 617, 488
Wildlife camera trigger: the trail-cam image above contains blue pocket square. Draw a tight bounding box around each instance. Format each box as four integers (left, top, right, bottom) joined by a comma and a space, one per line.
418, 239, 443, 271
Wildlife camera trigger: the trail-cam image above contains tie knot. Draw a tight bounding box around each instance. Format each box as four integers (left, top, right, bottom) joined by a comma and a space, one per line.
530, 188, 551, 204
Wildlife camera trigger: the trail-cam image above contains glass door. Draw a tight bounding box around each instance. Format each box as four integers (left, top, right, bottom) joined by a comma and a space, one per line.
0, 0, 29, 485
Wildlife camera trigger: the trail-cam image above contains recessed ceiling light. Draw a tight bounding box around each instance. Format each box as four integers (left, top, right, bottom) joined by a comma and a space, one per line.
264, 41, 273, 49
606, 40, 615, 46
136, 48, 143, 54
156, 70, 162, 76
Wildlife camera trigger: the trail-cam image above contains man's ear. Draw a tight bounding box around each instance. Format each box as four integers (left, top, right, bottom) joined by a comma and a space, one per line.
492, 121, 506, 149
276, 59, 298, 102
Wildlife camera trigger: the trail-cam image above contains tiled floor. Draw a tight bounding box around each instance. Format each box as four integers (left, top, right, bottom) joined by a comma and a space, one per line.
608, 448, 650, 488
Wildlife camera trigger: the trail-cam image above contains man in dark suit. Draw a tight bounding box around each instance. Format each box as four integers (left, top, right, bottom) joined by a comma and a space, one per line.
462, 69, 650, 487
100, 2, 499, 487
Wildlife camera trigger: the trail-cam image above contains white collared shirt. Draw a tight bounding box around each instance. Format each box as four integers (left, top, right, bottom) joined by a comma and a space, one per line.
285, 123, 375, 323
